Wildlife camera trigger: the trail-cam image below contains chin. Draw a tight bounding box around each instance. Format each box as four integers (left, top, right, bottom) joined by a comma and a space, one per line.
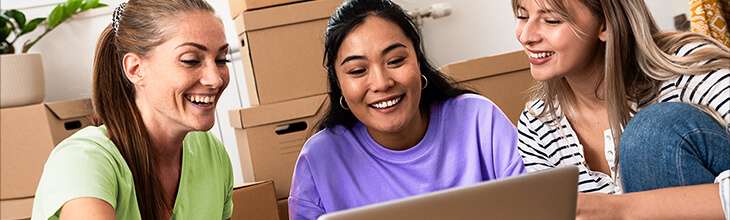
530, 69, 559, 81
191, 120, 215, 131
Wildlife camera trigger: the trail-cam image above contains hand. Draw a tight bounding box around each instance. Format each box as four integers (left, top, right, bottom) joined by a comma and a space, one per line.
576, 193, 625, 220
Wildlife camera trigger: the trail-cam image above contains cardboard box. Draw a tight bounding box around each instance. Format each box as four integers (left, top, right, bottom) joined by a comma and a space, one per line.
440, 51, 534, 124
229, 94, 329, 199
277, 198, 288, 220
228, 0, 308, 17
231, 181, 279, 220
0, 197, 32, 220
1, 99, 93, 200
234, 0, 341, 105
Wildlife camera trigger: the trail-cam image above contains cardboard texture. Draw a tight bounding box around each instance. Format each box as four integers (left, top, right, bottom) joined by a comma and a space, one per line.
277, 198, 288, 220
440, 51, 534, 124
228, 0, 308, 17
0, 197, 32, 220
234, 0, 341, 105
229, 94, 329, 199
0, 99, 93, 200
231, 181, 280, 220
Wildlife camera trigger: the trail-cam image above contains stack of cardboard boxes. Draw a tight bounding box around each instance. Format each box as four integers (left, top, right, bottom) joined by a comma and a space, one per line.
226, 0, 340, 219
0, 99, 93, 219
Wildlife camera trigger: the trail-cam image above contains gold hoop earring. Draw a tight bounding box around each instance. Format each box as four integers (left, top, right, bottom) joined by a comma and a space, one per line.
339, 96, 350, 110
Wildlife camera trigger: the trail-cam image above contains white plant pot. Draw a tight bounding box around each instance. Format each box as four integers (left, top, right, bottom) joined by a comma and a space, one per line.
1, 53, 46, 108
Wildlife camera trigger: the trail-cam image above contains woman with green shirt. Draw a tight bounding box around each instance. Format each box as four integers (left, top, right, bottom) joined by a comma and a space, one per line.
32, 0, 234, 219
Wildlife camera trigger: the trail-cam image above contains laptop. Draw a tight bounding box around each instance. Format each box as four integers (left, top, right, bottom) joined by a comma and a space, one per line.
318, 166, 578, 220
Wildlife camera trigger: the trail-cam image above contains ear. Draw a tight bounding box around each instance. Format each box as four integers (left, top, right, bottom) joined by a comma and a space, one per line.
122, 53, 145, 85
598, 23, 608, 42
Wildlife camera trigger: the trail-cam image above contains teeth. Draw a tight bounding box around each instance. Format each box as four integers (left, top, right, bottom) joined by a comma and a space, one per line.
187, 95, 216, 104
528, 51, 555, 59
372, 96, 402, 109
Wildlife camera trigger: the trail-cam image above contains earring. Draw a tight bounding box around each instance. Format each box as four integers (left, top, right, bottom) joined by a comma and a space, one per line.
421, 74, 428, 89
339, 96, 350, 110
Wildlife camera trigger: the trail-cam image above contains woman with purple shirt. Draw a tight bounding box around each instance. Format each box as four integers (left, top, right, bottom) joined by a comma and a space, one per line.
288, 0, 525, 218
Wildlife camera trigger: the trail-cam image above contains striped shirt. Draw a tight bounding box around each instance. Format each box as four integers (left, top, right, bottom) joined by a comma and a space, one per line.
517, 42, 730, 194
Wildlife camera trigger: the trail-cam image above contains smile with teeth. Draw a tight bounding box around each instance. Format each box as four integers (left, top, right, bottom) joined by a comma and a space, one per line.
370, 96, 402, 109
528, 51, 555, 59
186, 95, 216, 105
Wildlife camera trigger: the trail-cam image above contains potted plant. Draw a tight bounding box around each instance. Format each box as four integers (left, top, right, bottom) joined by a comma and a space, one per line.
0, 0, 106, 108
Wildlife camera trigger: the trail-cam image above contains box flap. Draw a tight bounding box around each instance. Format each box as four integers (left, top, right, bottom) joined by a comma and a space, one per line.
229, 94, 328, 129
45, 98, 93, 120
440, 51, 529, 82
236, 0, 341, 33
0, 197, 33, 220
231, 180, 279, 220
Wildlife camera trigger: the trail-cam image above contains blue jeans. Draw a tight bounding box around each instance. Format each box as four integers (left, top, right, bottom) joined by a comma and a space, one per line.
620, 102, 730, 193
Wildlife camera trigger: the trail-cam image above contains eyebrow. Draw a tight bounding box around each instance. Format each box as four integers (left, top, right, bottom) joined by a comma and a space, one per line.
339, 42, 407, 65
176, 42, 230, 52
517, 6, 557, 14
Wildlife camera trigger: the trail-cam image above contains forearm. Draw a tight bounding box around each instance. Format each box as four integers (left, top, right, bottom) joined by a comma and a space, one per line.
619, 184, 724, 219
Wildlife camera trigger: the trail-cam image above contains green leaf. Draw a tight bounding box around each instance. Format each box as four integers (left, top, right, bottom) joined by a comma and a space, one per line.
47, 5, 65, 29
66, 0, 83, 14
81, 0, 98, 10
61, 4, 74, 22
0, 14, 9, 26
0, 25, 11, 42
20, 17, 45, 35
4, 10, 26, 30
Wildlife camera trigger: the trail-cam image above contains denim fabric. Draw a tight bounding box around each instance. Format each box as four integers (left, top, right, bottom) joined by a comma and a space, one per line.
620, 102, 730, 193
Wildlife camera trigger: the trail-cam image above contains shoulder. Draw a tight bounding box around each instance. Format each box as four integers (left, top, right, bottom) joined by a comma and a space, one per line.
673, 41, 715, 57
444, 93, 498, 108
440, 94, 506, 117
51, 126, 121, 164
183, 131, 231, 169
300, 127, 350, 158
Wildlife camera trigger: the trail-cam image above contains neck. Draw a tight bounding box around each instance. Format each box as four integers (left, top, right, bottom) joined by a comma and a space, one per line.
135, 97, 186, 166
368, 111, 429, 151
564, 54, 607, 111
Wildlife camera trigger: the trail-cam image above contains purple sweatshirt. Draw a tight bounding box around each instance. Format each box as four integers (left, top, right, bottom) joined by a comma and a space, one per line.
288, 94, 525, 219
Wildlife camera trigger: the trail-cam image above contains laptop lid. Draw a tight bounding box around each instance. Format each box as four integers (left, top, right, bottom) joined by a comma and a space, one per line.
318, 166, 578, 220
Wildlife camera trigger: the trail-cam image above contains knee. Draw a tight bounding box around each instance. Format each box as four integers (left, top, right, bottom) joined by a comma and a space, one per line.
620, 102, 724, 162
624, 102, 720, 138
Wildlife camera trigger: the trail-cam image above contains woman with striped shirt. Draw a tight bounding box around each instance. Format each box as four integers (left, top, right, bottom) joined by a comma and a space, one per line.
512, 0, 730, 219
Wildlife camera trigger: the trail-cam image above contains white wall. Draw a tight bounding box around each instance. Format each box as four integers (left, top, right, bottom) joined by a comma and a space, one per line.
4, 0, 691, 187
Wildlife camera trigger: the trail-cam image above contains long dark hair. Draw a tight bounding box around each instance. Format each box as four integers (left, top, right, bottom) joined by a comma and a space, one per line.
91, 0, 214, 219
319, 0, 473, 130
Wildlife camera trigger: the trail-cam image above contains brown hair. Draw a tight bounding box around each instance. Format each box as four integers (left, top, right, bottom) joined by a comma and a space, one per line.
512, 0, 730, 147
91, 0, 214, 218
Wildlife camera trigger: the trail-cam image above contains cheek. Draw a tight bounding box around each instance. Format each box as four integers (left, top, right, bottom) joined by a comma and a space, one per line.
337, 77, 363, 101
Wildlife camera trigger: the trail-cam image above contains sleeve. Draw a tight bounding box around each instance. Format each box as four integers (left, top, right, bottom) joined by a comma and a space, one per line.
673, 43, 730, 126
288, 155, 326, 220
715, 170, 730, 220
32, 140, 118, 219
490, 105, 525, 178
219, 138, 234, 220
517, 109, 555, 172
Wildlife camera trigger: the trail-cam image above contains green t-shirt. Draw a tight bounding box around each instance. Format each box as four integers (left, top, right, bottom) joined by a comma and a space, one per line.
31, 126, 233, 220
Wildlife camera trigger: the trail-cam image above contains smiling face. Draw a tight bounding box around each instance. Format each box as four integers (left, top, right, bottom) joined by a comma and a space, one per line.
514, 0, 606, 81
127, 11, 229, 134
335, 15, 426, 146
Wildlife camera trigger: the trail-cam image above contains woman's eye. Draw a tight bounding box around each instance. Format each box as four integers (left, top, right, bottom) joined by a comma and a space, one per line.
181, 60, 200, 65
387, 57, 405, 66
215, 59, 231, 65
516, 15, 528, 20
348, 68, 366, 75
545, 19, 562, 24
